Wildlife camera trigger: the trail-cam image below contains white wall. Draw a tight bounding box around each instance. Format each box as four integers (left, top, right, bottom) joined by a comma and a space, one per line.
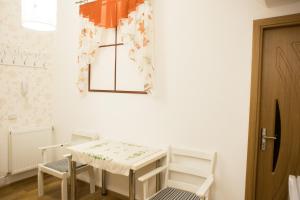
53, 0, 300, 199
0, 0, 54, 177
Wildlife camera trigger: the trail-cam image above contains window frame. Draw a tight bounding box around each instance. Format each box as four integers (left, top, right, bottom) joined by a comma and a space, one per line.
88, 28, 147, 95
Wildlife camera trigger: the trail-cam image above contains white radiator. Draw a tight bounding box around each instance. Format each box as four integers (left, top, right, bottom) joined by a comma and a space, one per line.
8, 127, 54, 175
0, 126, 9, 177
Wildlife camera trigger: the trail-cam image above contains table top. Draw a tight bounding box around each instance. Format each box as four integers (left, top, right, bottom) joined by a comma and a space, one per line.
67, 138, 167, 176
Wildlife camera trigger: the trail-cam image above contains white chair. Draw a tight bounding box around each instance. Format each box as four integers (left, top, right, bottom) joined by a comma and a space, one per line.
38, 132, 98, 200
138, 147, 217, 200
289, 175, 300, 200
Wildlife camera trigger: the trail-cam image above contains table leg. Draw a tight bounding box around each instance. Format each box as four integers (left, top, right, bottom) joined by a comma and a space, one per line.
70, 161, 77, 200
129, 169, 136, 200
101, 170, 107, 195
156, 159, 161, 192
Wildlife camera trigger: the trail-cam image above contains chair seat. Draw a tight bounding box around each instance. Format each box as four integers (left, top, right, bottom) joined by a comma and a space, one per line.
150, 187, 200, 200
44, 159, 86, 172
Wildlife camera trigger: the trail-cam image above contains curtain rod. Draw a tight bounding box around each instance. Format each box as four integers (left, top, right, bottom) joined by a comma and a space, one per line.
75, 0, 96, 4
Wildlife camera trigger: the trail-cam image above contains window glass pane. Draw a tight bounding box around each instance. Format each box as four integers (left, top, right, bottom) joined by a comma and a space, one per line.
117, 27, 123, 44
116, 44, 144, 91
90, 47, 115, 90
99, 28, 116, 46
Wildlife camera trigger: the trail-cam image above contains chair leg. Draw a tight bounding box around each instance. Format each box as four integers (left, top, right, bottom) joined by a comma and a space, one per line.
207, 190, 211, 200
61, 175, 68, 200
38, 168, 44, 197
142, 181, 149, 200
88, 166, 96, 193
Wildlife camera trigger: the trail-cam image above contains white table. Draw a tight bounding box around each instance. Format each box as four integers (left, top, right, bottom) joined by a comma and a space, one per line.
67, 139, 167, 200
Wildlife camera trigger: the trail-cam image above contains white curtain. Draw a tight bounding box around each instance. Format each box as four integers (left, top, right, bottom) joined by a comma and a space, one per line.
77, 0, 154, 94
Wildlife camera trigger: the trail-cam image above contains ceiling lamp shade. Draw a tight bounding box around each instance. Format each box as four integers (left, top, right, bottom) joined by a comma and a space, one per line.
21, 0, 57, 31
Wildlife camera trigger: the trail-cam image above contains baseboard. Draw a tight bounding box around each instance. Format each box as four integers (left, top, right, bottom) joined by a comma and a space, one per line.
76, 165, 156, 200
101, 187, 128, 200
0, 170, 128, 198
0, 170, 143, 200
77, 174, 132, 200
0, 169, 37, 188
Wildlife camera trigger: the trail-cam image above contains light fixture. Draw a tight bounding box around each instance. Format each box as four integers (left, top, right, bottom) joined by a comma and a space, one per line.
21, 0, 57, 31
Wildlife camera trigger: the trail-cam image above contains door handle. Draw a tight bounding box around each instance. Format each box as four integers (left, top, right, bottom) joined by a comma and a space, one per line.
261, 128, 277, 151
263, 135, 277, 140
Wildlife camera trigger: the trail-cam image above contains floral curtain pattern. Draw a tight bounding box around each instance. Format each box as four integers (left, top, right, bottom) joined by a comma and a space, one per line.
119, 1, 154, 92
77, 0, 154, 93
77, 18, 103, 92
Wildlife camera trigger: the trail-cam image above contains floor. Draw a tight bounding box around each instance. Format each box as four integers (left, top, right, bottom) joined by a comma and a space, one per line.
0, 175, 125, 200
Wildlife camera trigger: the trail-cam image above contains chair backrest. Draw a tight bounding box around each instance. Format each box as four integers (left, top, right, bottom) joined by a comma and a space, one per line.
166, 146, 217, 193
70, 131, 99, 145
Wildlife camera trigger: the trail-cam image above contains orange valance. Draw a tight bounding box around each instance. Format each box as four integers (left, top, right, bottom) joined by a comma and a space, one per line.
80, 0, 144, 28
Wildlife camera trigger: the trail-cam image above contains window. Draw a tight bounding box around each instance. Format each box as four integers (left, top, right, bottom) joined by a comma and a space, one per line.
88, 28, 146, 94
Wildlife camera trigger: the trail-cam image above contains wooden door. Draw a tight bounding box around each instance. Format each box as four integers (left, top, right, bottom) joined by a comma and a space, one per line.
255, 24, 300, 199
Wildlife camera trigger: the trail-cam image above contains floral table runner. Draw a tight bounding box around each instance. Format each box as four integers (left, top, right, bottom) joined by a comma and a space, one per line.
68, 139, 160, 176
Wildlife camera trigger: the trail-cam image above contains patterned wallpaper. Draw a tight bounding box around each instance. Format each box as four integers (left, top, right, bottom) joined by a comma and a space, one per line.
0, 68, 53, 128
0, 0, 54, 176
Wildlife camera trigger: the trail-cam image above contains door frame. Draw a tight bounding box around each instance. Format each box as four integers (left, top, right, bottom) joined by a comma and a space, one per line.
245, 13, 300, 200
